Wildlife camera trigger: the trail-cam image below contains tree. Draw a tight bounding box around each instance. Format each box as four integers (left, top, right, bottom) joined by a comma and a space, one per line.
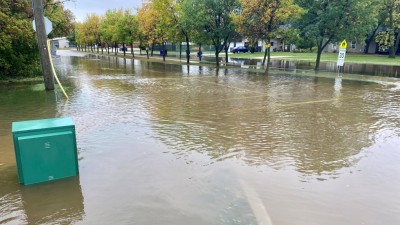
180, 0, 212, 62
137, 2, 158, 58
85, 13, 102, 52
363, 0, 385, 54
190, 0, 239, 66
296, 0, 375, 70
274, 26, 300, 52
116, 10, 139, 56
100, 9, 123, 55
75, 22, 87, 51
375, 0, 400, 58
152, 0, 179, 62
0, 0, 74, 79
234, 0, 302, 72
169, 0, 193, 63
0, 0, 40, 78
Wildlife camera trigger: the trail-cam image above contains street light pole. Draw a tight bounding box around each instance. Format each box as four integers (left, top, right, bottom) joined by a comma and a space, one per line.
32, 0, 54, 90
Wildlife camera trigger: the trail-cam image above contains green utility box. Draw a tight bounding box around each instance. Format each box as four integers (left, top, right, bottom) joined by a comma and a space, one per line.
12, 117, 79, 185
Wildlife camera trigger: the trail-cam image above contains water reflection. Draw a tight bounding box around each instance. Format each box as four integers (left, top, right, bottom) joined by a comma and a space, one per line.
20, 177, 84, 224
229, 58, 400, 77
1, 50, 399, 224
53, 52, 400, 177
0, 165, 84, 225
144, 76, 381, 177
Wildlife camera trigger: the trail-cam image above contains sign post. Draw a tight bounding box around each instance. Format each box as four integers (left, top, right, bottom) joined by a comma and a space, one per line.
337, 40, 347, 76
32, 0, 54, 90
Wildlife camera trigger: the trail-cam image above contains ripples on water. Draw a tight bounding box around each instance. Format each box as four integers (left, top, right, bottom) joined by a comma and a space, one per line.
1, 51, 400, 225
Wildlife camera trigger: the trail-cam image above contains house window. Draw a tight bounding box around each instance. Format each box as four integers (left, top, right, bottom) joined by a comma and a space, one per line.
332, 43, 337, 50
351, 41, 356, 49
270, 42, 274, 46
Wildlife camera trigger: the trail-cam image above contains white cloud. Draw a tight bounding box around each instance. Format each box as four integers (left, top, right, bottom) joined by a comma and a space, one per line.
64, 0, 143, 22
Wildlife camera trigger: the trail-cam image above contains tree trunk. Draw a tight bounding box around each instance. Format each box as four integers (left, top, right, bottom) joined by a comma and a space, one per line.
389, 5, 395, 58
224, 44, 229, 64
215, 52, 219, 66
199, 43, 202, 62
32, 0, 54, 90
364, 25, 380, 54
315, 38, 332, 70
162, 42, 166, 62
394, 28, 400, 57
123, 42, 126, 56
151, 43, 154, 56
389, 44, 395, 58
185, 36, 190, 64
364, 40, 371, 54
115, 42, 118, 55
131, 42, 134, 57
262, 48, 268, 65
215, 47, 220, 67
266, 48, 271, 72
315, 46, 323, 70
179, 43, 182, 59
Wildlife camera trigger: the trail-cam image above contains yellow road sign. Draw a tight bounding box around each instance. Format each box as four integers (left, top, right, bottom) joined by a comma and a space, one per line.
340, 40, 347, 49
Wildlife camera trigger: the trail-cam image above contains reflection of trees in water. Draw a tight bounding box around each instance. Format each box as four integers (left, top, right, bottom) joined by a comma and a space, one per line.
234, 59, 400, 77
0, 84, 58, 126
145, 72, 390, 177
0, 167, 84, 225
58, 54, 400, 177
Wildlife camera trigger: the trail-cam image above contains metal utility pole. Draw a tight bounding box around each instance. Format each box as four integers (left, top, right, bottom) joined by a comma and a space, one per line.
32, 0, 54, 90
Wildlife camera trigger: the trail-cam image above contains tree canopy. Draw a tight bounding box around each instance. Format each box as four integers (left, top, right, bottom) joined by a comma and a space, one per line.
295, 0, 376, 69
0, 0, 39, 78
3, 0, 400, 79
0, 0, 74, 78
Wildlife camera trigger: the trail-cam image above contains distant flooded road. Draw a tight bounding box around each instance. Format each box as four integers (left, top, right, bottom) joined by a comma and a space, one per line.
1, 50, 400, 225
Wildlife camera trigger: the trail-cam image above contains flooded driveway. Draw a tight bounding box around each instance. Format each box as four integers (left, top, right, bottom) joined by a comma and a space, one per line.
1, 50, 400, 225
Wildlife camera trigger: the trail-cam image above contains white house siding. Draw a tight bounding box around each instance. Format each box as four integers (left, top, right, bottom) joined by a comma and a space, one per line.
324, 40, 377, 54
52, 37, 70, 48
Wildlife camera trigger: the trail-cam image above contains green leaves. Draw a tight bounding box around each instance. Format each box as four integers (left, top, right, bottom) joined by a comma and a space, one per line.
295, 0, 376, 69
0, 0, 40, 78
116, 11, 139, 44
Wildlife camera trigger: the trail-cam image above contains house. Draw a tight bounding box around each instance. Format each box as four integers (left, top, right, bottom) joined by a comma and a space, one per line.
323, 40, 378, 54
51, 37, 70, 49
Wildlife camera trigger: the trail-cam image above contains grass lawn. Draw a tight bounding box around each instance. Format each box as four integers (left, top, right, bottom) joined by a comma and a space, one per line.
229, 52, 400, 66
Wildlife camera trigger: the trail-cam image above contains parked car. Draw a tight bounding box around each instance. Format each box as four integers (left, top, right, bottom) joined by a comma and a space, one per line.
120, 46, 128, 51
231, 46, 249, 53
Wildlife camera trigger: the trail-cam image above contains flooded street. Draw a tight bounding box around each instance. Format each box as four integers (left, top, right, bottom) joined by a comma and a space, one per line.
1, 50, 400, 225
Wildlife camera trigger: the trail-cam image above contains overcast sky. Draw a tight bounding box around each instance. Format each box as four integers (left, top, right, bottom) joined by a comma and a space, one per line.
64, 0, 143, 22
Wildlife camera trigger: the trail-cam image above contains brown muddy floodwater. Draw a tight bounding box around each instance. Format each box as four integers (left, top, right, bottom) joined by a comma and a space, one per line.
1, 50, 400, 225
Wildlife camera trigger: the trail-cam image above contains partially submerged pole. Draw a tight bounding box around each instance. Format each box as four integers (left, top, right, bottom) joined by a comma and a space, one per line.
32, 0, 54, 90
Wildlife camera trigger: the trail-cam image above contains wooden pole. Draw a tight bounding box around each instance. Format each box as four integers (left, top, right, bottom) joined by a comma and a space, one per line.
32, 0, 54, 90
